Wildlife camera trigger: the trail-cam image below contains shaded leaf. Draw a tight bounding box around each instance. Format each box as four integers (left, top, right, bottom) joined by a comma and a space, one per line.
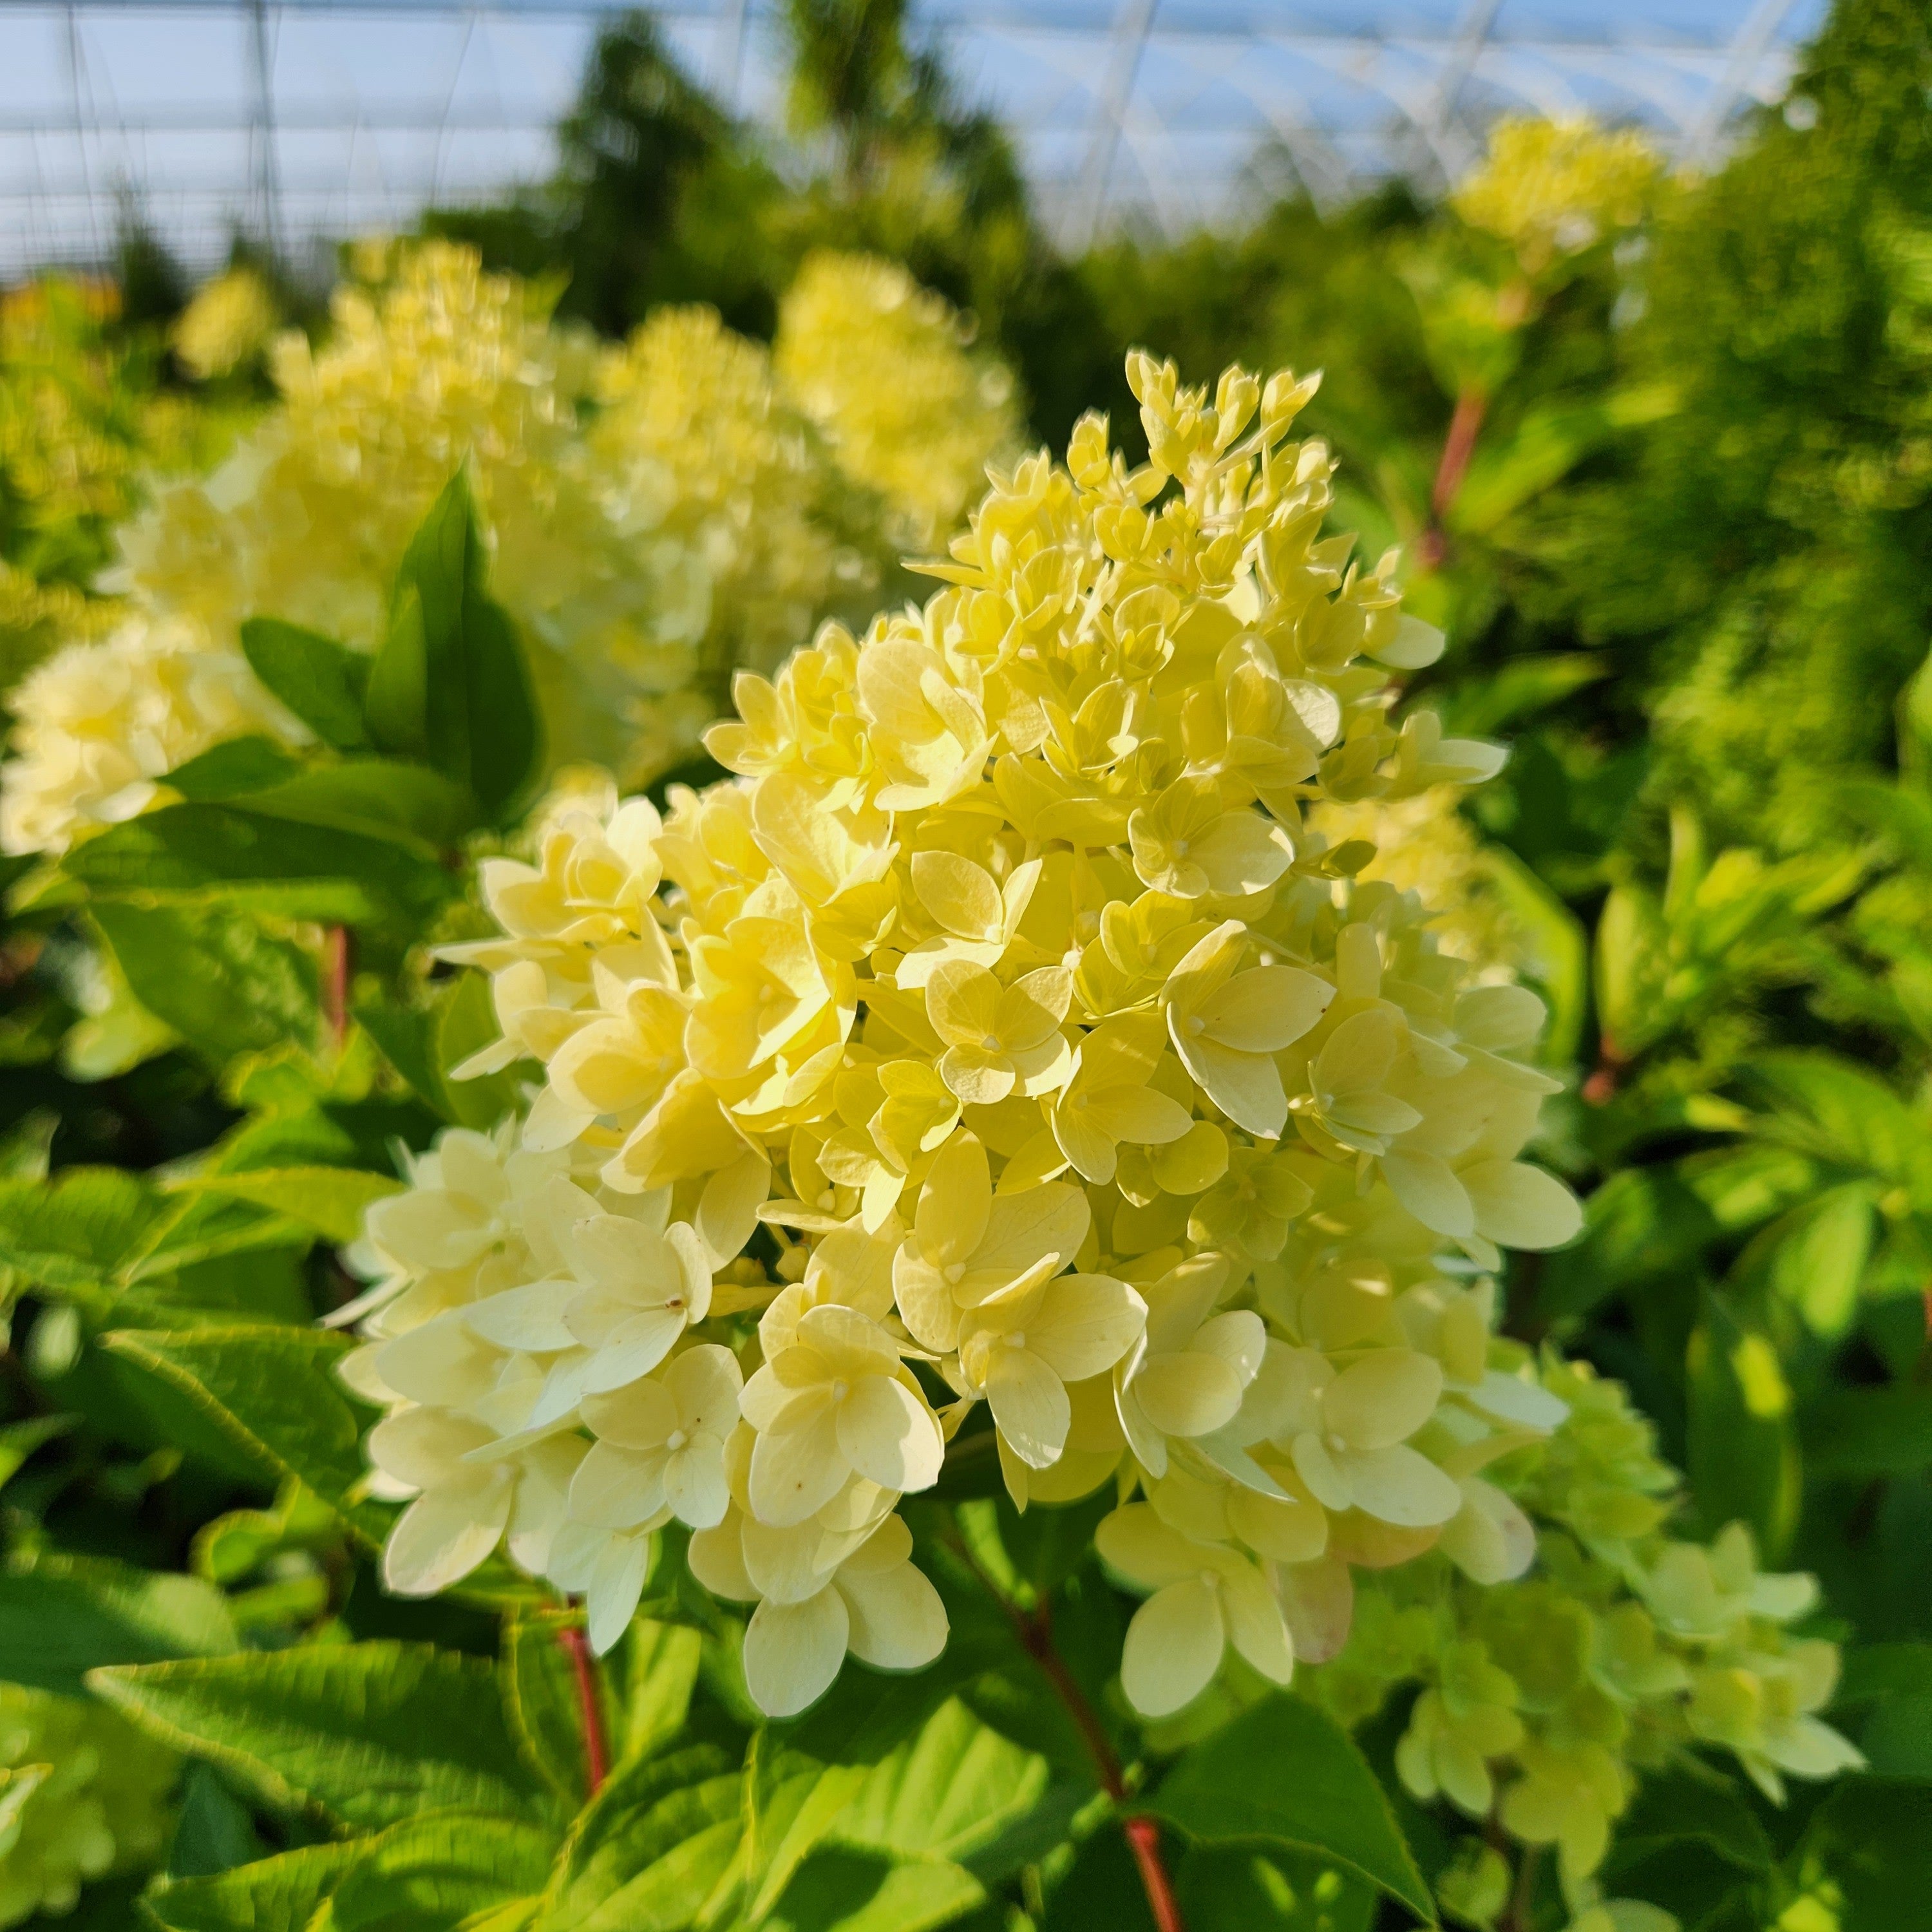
100, 1324, 387, 1542
0, 1549, 237, 1696
241, 616, 372, 752
1149, 1693, 1435, 1923
91, 1642, 551, 1833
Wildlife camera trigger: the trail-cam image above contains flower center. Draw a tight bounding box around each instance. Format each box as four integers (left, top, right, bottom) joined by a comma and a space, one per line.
666, 1429, 687, 1451
944, 1262, 966, 1284
1173, 839, 1190, 856
1006, 1331, 1027, 1350
981, 1033, 1002, 1051
831, 1378, 850, 1402
1187, 1015, 1206, 1035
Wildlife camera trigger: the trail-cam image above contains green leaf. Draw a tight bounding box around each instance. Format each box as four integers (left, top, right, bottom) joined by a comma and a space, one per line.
166, 735, 307, 800
833, 1698, 1050, 1864
504, 1608, 601, 1809
1177, 1844, 1377, 1932
0, 1549, 237, 1696
1148, 1693, 1435, 1924
99, 1324, 388, 1542
91, 1642, 553, 1833
0, 1164, 169, 1310
612, 1617, 703, 1766
241, 616, 373, 751
357, 969, 526, 1132
1799, 1779, 1932, 1931
69, 803, 455, 930
761, 1850, 985, 1932
1804, 1385, 1932, 1478
167, 1761, 269, 1879
365, 471, 541, 823
1605, 1766, 1773, 1873
144, 1842, 366, 1932
172, 1166, 404, 1245
1835, 1645, 1932, 1780
326, 1811, 556, 1931
1685, 1294, 1801, 1558
530, 1743, 743, 1932
245, 760, 482, 848
1472, 844, 1589, 1066
1538, 1166, 1719, 1321
1756, 1181, 1878, 1337
94, 899, 320, 1063
742, 1735, 870, 1924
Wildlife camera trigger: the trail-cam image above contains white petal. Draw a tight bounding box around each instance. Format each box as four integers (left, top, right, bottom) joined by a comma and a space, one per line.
1338, 1444, 1463, 1528
744, 1588, 850, 1717
1220, 1563, 1295, 1685
837, 1559, 948, 1671
663, 1441, 732, 1530
984, 1348, 1072, 1468
1120, 1580, 1224, 1718
748, 1406, 849, 1527
569, 1441, 669, 1530
1380, 1149, 1476, 1238
835, 1376, 944, 1494
585, 1533, 654, 1654
383, 1472, 511, 1595
1461, 1160, 1584, 1251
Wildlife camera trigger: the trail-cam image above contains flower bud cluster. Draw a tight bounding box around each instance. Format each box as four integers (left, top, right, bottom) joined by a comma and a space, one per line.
0, 1685, 178, 1927
1302, 1356, 1858, 1901
353, 352, 1613, 1724
1, 242, 1018, 853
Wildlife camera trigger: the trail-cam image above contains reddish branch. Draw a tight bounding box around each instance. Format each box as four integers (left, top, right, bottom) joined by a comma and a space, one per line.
556, 1621, 609, 1796
322, 925, 352, 1050
1417, 386, 1491, 572
947, 1529, 1187, 1932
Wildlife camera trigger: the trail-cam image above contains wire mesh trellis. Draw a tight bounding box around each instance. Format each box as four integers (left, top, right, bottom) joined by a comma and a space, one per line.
0, 0, 1824, 279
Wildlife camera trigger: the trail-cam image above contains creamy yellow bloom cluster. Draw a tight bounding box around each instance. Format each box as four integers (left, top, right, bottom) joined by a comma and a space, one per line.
1309, 1358, 1859, 1906
169, 266, 278, 382
1452, 117, 1660, 274
1, 242, 1016, 854
0, 1685, 178, 1927
774, 251, 1021, 551
0, 612, 296, 855
346, 353, 1613, 1725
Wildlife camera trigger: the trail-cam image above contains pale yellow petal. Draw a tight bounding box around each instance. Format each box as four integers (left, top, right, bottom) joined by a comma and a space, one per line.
1121, 1579, 1224, 1717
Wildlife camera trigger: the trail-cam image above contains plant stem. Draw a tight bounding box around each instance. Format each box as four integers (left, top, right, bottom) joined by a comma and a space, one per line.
943, 1524, 1187, 1932
557, 1620, 609, 1797
322, 925, 352, 1050
1502, 1841, 1540, 1932
1417, 384, 1490, 571
1122, 1815, 1187, 1932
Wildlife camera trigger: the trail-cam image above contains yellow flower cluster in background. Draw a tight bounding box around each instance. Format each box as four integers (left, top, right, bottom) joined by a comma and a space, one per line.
1, 240, 1019, 855
1452, 116, 1661, 274
169, 265, 278, 381
0, 276, 213, 600
775, 250, 1022, 551
345, 352, 1607, 1725
0, 1687, 177, 1928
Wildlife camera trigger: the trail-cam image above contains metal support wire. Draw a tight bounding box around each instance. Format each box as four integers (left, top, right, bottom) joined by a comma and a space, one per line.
245, 0, 284, 261
1071, 0, 1158, 251
1682, 0, 1804, 169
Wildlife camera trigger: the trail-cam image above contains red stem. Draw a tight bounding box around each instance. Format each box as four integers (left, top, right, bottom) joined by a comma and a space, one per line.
557, 1621, 609, 1796
323, 925, 352, 1050
1431, 387, 1490, 523
947, 1526, 1187, 1932
1123, 1815, 1188, 1932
